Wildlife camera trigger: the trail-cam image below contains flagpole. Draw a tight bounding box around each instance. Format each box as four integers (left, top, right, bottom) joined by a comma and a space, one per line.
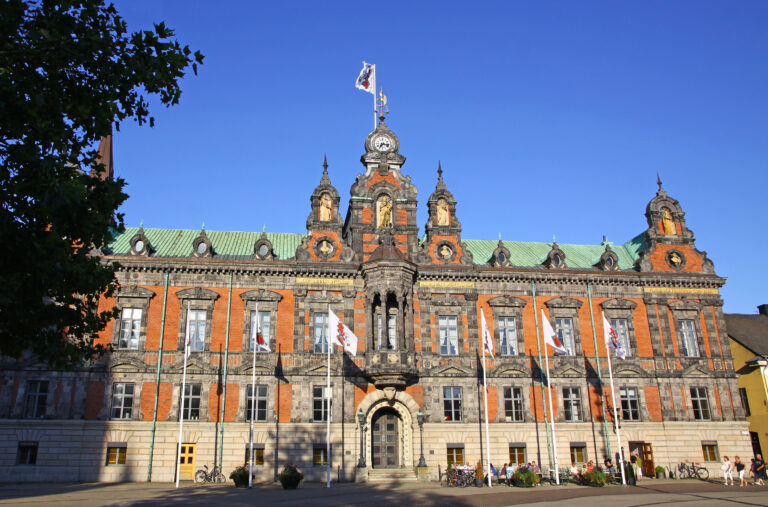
249, 304, 258, 488
586, 284, 611, 462
532, 283, 553, 476
481, 333, 492, 488
542, 310, 560, 485
372, 64, 377, 128
604, 312, 627, 486
175, 314, 190, 488
326, 304, 331, 489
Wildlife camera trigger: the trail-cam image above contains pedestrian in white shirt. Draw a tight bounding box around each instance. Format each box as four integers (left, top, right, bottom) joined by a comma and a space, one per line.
722, 456, 734, 486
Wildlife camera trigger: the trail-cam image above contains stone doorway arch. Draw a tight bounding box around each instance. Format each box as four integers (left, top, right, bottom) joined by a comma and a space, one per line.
358, 388, 420, 469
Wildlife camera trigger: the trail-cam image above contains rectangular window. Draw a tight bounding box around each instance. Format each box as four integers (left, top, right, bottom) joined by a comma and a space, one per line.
555, 317, 575, 356
446, 445, 464, 467
313, 313, 329, 353
250, 311, 271, 352
609, 318, 631, 357
439, 315, 458, 355
509, 445, 526, 465
24, 380, 48, 418
313, 446, 330, 466
619, 386, 640, 421
570, 444, 587, 464
498, 316, 517, 356
246, 385, 268, 422
701, 442, 719, 462
244, 446, 265, 466
111, 383, 134, 420
740, 388, 751, 417
443, 387, 462, 422
16, 442, 38, 465
503, 387, 524, 422
678, 319, 699, 357
562, 387, 582, 422
690, 387, 710, 421
118, 308, 142, 349
187, 309, 207, 352
313, 386, 332, 422
181, 384, 201, 421
106, 444, 127, 465
376, 312, 397, 350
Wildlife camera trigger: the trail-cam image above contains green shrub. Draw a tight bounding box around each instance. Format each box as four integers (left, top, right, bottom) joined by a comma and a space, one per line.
581, 470, 608, 487
229, 466, 248, 486
278, 464, 304, 489
512, 467, 540, 487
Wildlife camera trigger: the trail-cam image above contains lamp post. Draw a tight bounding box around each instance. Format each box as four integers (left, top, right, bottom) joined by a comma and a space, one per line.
417, 410, 427, 467
357, 408, 367, 468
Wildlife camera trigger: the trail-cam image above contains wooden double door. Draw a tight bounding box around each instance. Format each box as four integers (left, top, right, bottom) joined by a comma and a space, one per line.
371, 408, 400, 468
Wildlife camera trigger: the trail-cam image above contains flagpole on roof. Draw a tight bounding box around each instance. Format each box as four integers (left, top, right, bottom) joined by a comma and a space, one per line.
542, 308, 560, 485
175, 314, 191, 488
480, 309, 492, 487
326, 303, 332, 488
249, 303, 258, 488
531, 283, 554, 477
372, 64, 377, 128
603, 311, 627, 486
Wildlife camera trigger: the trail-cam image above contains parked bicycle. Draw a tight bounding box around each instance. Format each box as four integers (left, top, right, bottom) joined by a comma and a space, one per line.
677, 461, 709, 480
440, 466, 475, 487
194, 464, 226, 484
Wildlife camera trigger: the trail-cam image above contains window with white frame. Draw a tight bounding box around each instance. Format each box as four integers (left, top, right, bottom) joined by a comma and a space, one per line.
498, 316, 517, 356
250, 311, 271, 352
439, 315, 458, 355
443, 386, 462, 421
186, 309, 207, 352
181, 384, 201, 421
246, 384, 268, 422
690, 387, 710, 420
377, 312, 397, 350
678, 319, 700, 357
609, 318, 631, 358
24, 380, 48, 418
106, 444, 127, 465
118, 308, 142, 350
313, 385, 332, 422
555, 318, 576, 356
563, 387, 582, 422
503, 386, 524, 422
313, 313, 329, 353
619, 386, 640, 421
111, 382, 134, 420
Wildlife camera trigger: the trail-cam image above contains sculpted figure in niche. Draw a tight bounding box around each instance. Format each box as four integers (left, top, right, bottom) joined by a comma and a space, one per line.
377, 195, 393, 228
436, 198, 450, 226
319, 193, 333, 221
661, 208, 675, 235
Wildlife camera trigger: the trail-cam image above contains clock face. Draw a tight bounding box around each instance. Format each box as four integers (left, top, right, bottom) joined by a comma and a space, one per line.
374, 136, 392, 152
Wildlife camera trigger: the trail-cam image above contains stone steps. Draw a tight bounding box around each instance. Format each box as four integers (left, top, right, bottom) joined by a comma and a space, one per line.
367, 468, 418, 482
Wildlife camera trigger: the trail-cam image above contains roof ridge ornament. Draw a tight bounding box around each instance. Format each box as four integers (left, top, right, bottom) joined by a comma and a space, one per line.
320, 155, 331, 185
435, 161, 446, 190
656, 172, 667, 197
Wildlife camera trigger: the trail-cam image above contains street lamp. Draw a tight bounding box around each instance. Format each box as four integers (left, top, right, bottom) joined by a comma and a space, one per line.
357, 408, 367, 468
417, 410, 427, 467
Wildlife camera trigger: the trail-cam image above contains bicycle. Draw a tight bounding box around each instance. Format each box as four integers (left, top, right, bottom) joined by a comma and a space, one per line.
194, 464, 226, 484
440, 466, 474, 487
677, 462, 709, 480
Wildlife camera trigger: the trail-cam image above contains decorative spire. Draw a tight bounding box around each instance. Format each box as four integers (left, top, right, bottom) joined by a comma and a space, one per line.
656, 172, 662, 191
376, 88, 389, 123
435, 161, 446, 190
320, 154, 331, 185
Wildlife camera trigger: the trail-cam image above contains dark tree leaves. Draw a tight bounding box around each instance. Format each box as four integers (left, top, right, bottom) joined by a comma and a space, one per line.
0, 0, 204, 368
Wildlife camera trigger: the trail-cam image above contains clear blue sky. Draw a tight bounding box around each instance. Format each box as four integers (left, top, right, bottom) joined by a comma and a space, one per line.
111, 1, 767, 314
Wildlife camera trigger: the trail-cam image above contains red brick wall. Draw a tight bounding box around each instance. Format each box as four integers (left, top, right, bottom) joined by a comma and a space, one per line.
366, 171, 401, 190
644, 386, 663, 422
648, 244, 703, 272
276, 384, 292, 423
84, 381, 105, 420
141, 382, 174, 421
208, 383, 239, 422
406, 385, 424, 409
484, 385, 498, 422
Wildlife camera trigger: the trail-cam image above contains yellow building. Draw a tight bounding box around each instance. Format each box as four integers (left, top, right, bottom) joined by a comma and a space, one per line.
726, 305, 768, 458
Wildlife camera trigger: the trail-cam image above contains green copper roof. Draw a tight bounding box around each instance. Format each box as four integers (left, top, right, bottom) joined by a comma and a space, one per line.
109, 228, 644, 269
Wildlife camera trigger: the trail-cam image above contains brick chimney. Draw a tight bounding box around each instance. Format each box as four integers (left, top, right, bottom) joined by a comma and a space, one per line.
758, 304, 768, 316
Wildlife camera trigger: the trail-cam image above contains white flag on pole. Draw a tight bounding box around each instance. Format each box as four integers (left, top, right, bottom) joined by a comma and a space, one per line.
480, 308, 494, 358
252, 305, 270, 352
541, 309, 568, 355
602, 312, 626, 360
329, 308, 358, 356
355, 61, 375, 94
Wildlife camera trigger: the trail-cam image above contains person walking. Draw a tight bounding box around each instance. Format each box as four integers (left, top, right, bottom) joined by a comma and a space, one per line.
721, 456, 733, 485
734, 456, 746, 487
756, 454, 766, 485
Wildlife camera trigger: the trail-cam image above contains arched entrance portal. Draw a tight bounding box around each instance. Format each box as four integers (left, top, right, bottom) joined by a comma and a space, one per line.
371, 407, 400, 468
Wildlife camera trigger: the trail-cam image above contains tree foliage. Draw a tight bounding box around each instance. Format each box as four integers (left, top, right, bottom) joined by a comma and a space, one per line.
0, 0, 203, 368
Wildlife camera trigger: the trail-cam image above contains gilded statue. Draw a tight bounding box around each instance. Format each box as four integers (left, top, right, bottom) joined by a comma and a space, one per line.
377, 195, 392, 228
319, 193, 332, 222
662, 208, 675, 235
436, 198, 450, 226
669, 251, 682, 266
440, 244, 452, 258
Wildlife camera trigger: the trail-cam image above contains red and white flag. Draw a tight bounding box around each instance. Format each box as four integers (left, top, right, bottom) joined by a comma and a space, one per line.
329, 308, 358, 356
253, 304, 270, 352
355, 61, 375, 94
541, 309, 568, 355
602, 312, 626, 360
480, 308, 494, 358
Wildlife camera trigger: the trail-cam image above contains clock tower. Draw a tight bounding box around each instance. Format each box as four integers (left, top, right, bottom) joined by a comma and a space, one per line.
343, 115, 419, 261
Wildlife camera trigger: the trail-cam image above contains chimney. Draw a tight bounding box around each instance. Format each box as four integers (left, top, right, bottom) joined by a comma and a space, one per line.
758, 305, 768, 316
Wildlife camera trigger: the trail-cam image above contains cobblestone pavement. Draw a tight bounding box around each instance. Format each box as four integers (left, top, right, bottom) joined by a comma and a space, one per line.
1, 479, 767, 506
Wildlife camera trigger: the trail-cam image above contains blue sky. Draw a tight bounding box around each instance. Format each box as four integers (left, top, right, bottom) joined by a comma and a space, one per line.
111, 1, 767, 314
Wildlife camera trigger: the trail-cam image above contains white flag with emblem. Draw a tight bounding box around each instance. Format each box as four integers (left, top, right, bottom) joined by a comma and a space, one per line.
602, 312, 626, 360
355, 61, 375, 94
329, 308, 358, 356
481, 308, 494, 358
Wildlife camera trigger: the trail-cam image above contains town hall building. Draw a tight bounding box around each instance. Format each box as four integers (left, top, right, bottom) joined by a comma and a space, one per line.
0, 114, 752, 482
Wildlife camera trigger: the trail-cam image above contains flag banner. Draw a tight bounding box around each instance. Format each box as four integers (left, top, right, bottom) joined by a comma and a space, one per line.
480, 308, 494, 358
252, 304, 270, 352
329, 308, 358, 356
541, 309, 568, 355
355, 61, 375, 94
602, 312, 626, 360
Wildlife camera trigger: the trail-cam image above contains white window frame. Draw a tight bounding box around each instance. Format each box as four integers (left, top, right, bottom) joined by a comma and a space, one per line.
186, 309, 207, 353
313, 385, 332, 422
249, 310, 271, 352
678, 319, 700, 357
111, 382, 134, 420
503, 386, 524, 422
118, 308, 142, 350
609, 318, 632, 358
439, 315, 458, 355
619, 386, 640, 421
443, 386, 462, 422
555, 317, 576, 356
563, 386, 582, 422
691, 386, 711, 421
498, 316, 517, 356
246, 384, 268, 422
182, 384, 202, 421
313, 313, 329, 354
